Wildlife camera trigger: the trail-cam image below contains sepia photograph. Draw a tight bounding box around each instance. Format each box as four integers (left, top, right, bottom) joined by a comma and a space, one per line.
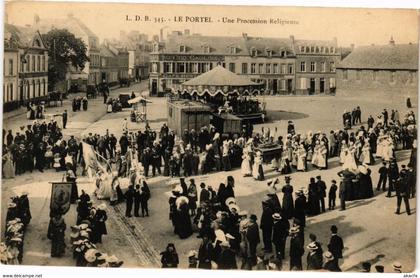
1, 0, 419, 274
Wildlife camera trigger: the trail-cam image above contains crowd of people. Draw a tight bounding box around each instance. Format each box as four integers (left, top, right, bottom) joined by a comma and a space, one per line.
26, 101, 46, 120
72, 96, 89, 112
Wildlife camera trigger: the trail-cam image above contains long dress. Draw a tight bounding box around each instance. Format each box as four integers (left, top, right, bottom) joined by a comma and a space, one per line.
307, 183, 320, 216
360, 144, 375, 165
252, 155, 264, 181
376, 135, 386, 158
311, 145, 320, 167
96, 173, 114, 199
2, 153, 15, 179
297, 147, 307, 171
282, 185, 294, 219
318, 146, 327, 169
342, 146, 358, 172
339, 145, 348, 164
241, 153, 252, 176
279, 149, 292, 174
175, 203, 193, 239
382, 140, 394, 162
47, 217, 66, 257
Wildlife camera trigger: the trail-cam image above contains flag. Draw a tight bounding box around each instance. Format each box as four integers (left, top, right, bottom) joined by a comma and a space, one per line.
82, 142, 109, 178
50, 182, 72, 215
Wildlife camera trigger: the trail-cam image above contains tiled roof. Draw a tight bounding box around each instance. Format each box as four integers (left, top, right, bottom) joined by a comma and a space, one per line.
244, 36, 295, 57
33, 16, 98, 40
4, 24, 44, 49
293, 39, 338, 54
99, 45, 115, 57
182, 65, 258, 86
163, 34, 247, 55
337, 43, 418, 70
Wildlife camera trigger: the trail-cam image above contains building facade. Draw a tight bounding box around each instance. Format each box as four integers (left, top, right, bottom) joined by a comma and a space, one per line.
336, 39, 418, 95
99, 42, 129, 86
150, 31, 340, 96
33, 13, 101, 89
293, 38, 341, 95
4, 24, 49, 111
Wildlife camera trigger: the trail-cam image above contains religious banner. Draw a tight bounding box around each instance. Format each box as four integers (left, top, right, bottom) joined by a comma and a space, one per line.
50, 182, 73, 215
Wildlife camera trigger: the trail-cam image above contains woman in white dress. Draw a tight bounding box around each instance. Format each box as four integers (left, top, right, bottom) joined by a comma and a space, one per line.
339, 140, 348, 164
96, 171, 114, 200
382, 138, 394, 162
296, 143, 307, 172
360, 139, 375, 165
343, 141, 358, 172
318, 141, 328, 169
311, 141, 320, 168
241, 150, 252, 177
252, 151, 264, 181
376, 130, 387, 158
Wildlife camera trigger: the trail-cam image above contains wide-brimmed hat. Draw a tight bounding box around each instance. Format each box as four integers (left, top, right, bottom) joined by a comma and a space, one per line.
220, 241, 230, 248
225, 197, 236, 207
393, 262, 402, 272
188, 250, 198, 258
214, 229, 226, 243
228, 204, 240, 213
84, 249, 97, 263
323, 251, 334, 261
307, 242, 318, 250
289, 226, 300, 234
8, 203, 16, 208
225, 233, 235, 240
175, 196, 189, 208
267, 186, 277, 195
238, 210, 248, 217
272, 213, 281, 220
98, 203, 107, 210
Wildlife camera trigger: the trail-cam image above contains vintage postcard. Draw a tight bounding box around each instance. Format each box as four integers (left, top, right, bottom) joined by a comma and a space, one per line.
1, 1, 418, 274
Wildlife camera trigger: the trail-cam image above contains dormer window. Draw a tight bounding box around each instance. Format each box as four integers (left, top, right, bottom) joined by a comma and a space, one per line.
230, 46, 237, 54
179, 45, 186, 53
266, 49, 272, 57
280, 50, 286, 57
320, 46, 324, 53
330, 47, 335, 54
325, 47, 329, 54
300, 46, 305, 53
251, 47, 257, 57
310, 46, 315, 53
33, 39, 41, 48
153, 43, 159, 52
305, 46, 310, 53
315, 46, 319, 53
203, 45, 210, 54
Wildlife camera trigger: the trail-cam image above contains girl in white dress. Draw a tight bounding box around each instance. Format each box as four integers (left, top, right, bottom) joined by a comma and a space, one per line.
311, 141, 320, 168
296, 144, 307, 171
241, 150, 252, 177
339, 140, 348, 164
343, 142, 358, 172
252, 151, 264, 180
360, 139, 375, 165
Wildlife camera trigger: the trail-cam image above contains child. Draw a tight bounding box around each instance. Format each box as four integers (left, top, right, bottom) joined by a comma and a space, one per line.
53, 153, 61, 172
377, 162, 388, 191
328, 180, 338, 210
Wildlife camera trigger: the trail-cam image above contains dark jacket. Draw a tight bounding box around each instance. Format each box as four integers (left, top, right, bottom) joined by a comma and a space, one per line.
328, 234, 344, 259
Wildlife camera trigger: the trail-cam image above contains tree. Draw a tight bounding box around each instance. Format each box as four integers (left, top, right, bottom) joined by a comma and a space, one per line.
41, 28, 89, 90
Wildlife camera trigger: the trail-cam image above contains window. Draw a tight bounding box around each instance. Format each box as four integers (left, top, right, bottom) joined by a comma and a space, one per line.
330, 78, 336, 88
251, 63, 256, 74
258, 63, 263, 74
300, 61, 306, 72
310, 46, 315, 53
299, 77, 307, 89
409, 71, 414, 83
343, 70, 348, 80
356, 70, 361, 80
37, 56, 41, 71
390, 71, 396, 83
251, 48, 257, 57
32, 55, 35, 71
179, 45, 186, 53
241, 63, 248, 74
330, 47, 335, 54
330, 62, 335, 72
164, 62, 172, 73
325, 47, 329, 54
281, 51, 286, 57
315, 47, 319, 53
266, 63, 271, 74
151, 63, 158, 73
281, 64, 286, 74
320, 46, 324, 53
26, 56, 30, 72
176, 62, 186, 73
310, 62, 316, 72
305, 46, 310, 53
279, 79, 286, 90
42, 56, 45, 71
10, 84, 13, 101
300, 46, 305, 53
203, 45, 210, 54
230, 46, 237, 54
229, 63, 236, 73
288, 64, 293, 74
273, 64, 278, 74
320, 62, 326, 72
8, 59, 13, 75
267, 50, 272, 57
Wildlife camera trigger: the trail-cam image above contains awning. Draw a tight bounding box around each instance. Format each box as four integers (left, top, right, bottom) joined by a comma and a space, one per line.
128, 96, 153, 104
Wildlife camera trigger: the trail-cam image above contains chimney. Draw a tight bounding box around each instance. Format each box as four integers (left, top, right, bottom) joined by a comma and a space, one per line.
389, 35, 395, 45
350, 43, 355, 50
33, 14, 40, 25
289, 35, 295, 43
184, 29, 190, 36
242, 33, 248, 40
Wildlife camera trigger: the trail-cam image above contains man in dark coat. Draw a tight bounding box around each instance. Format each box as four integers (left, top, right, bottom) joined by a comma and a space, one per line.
134, 184, 141, 217
272, 213, 289, 260
119, 133, 129, 156
199, 183, 210, 205
198, 234, 213, 269
217, 241, 237, 269
124, 185, 135, 217
387, 160, 399, 197
327, 225, 344, 271
293, 190, 307, 228
395, 175, 411, 215
62, 110, 68, 129
142, 148, 152, 177
289, 226, 304, 270
377, 162, 388, 191
246, 214, 260, 267
260, 199, 274, 252
339, 177, 346, 210
316, 176, 327, 213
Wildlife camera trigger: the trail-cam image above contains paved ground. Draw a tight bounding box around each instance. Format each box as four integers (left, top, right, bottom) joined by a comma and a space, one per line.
1, 90, 417, 271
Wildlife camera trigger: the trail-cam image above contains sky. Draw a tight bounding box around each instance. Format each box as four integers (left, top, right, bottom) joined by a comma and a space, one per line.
5, 1, 419, 47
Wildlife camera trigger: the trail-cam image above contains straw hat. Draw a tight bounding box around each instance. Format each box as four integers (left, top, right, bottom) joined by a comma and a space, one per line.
8, 203, 16, 209
228, 204, 240, 213
238, 210, 248, 217
214, 229, 226, 243
98, 203, 107, 210
307, 242, 318, 250
393, 262, 402, 272
220, 241, 230, 248
289, 226, 300, 234
272, 213, 282, 220
175, 196, 189, 207
323, 251, 334, 261
79, 223, 89, 230
188, 250, 198, 258
84, 249, 97, 263
225, 197, 236, 207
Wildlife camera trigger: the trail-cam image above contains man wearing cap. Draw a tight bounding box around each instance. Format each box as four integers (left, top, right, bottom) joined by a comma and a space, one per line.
272, 213, 289, 260
323, 251, 340, 271
307, 242, 322, 270
246, 214, 260, 267
387, 160, 399, 197
394, 175, 411, 215
260, 199, 274, 253
293, 189, 307, 228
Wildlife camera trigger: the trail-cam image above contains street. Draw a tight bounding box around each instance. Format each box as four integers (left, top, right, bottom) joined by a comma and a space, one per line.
1, 89, 417, 270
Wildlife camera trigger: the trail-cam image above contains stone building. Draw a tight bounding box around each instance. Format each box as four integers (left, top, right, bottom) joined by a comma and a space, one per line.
99, 42, 129, 86
336, 38, 418, 95
33, 13, 101, 89
150, 30, 340, 96
3, 24, 48, 111
293, 37, 341, 95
